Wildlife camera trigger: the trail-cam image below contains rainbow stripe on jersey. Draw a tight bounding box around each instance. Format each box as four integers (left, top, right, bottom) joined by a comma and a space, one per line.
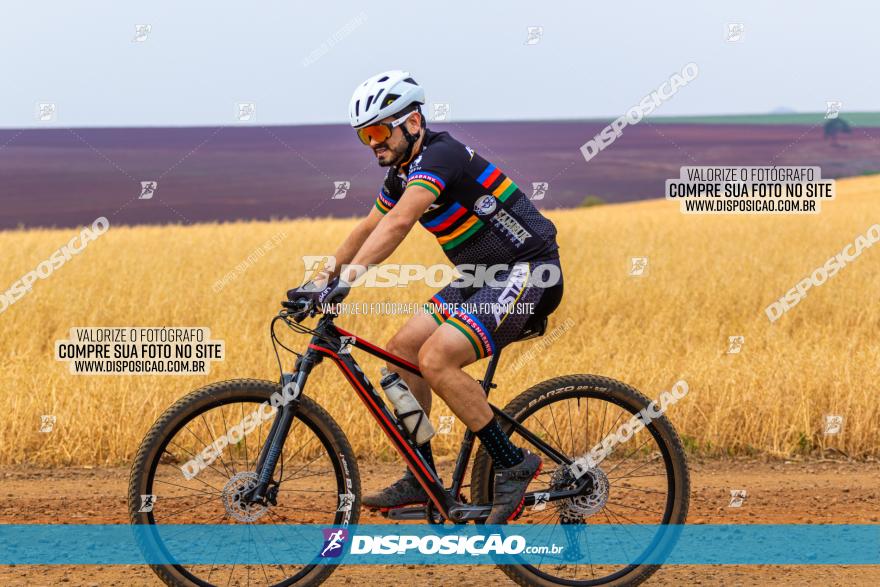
406, 171, 446, 198
374, 189, 397, 214
374, 161, 523, 253
476, 163, 519, 202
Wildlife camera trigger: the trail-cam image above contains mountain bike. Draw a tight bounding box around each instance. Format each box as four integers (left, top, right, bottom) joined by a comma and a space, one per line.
129, 300, 689, 586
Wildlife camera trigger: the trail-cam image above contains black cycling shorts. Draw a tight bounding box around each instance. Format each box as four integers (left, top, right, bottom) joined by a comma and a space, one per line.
424, 257, 563, 358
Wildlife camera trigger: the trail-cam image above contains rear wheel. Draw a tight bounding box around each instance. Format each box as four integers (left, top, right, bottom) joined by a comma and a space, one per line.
129, 379, 360, 586
471, 375, 689, 586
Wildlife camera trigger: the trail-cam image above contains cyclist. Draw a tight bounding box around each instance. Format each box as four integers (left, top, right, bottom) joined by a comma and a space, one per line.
287, 70, 563, 524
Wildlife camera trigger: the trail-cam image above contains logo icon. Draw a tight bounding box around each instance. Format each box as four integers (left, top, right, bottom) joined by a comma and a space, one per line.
525, 26, 544, 45
825, 100, 843, 120
824, 414, 844, 435
236, 102, 256, 122
629, 257, 649, 277
301, 255, 337, 285
531, 492, 550, 511
726, 23, 744, 42
339, 335, 356, 354
437, 415, 456, 435
728, 489, 747, 508
332, 181, 351, 200
337, 493, 355, 512
133, 24, 152, 43
465, 145, 474, 160
320, 528, 348, 557
530, 182, 549, 201
36, 102, 57, 122
139, 181, 158, 200
39, 415, 56, 433
431, 103, 451, 122
474, 195, 497, 216
727, 335, 745, 354
139, 494, 157, 513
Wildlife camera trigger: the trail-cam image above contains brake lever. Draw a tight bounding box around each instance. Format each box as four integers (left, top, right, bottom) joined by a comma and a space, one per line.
280, 298, 314, 323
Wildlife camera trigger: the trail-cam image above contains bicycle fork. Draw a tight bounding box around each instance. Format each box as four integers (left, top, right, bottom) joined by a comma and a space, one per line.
247, 354, 313, 504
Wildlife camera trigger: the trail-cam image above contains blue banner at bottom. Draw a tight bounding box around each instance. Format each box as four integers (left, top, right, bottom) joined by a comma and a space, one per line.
0, 524, 877, 565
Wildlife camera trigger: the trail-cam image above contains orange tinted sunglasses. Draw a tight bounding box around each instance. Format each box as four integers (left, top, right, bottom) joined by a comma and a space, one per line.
356, 110, 416, 145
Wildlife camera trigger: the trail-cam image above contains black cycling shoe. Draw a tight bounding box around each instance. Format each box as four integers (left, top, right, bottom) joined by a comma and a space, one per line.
363, 468, 430, 510
486, 450, 543, 524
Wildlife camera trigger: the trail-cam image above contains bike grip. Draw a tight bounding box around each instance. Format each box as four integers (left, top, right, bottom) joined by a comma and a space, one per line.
281, 297, 311, 311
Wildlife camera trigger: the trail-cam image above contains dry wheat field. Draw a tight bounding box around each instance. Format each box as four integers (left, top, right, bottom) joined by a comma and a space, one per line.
1, 177, 878, 465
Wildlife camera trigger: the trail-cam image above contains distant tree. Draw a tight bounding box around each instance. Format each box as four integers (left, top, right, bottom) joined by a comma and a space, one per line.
824, 118, 851, 147
580, 195, 606, 208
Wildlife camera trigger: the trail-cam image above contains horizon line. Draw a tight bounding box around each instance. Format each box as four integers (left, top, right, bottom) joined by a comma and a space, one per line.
1, 111, 875, 131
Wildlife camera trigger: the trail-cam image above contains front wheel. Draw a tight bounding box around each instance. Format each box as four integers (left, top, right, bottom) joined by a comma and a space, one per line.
471, 375, 690, 586
128, 378, 361, 587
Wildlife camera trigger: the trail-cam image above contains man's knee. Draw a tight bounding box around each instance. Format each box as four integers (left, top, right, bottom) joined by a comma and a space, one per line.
417, 339, 447, 381
386, 331, 419, 362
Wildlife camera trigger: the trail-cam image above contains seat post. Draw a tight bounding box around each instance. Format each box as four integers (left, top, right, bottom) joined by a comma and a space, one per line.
480, 349, 501, 395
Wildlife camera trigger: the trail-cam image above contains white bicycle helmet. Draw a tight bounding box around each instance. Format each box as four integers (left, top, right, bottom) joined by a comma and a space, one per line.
349, 70, 425, 129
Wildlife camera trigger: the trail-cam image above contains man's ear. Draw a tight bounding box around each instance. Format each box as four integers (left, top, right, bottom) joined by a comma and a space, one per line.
406, 110, 423, 134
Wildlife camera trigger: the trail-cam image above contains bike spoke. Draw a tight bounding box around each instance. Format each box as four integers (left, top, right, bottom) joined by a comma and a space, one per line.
607, 455, 662, 483
613, 484, 668, 496
154, 474, 223, 496
279, 449, 327, 484
603, 436, 653, 477
207, 408, 238, 478
281, 467, 334, 485
240, 403, 249, 472
599, 409, 627, 446
605, 500, 663, 516
158, 497, 220, 521
565, 399, 575, 454
169, 436, 231, 483
601, 508, 632, 562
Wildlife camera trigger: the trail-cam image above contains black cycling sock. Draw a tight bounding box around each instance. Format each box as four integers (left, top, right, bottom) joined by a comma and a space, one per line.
476, 419, 524, 469
417, 441, 436, 473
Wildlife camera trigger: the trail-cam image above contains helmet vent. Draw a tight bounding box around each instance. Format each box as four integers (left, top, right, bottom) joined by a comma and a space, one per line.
404, 77, 416, 84
377, 76, 389, 82
354, 100, 360, 116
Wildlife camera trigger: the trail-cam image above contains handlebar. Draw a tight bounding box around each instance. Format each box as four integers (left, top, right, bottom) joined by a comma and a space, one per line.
280, 297, 315, 323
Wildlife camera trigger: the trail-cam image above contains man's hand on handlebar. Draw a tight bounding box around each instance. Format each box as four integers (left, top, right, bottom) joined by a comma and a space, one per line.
282, 277, 351, 321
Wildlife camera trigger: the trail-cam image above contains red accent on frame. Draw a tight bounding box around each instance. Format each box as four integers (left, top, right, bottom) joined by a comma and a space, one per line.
334, 327, 420, 373
308, 344, 445, 514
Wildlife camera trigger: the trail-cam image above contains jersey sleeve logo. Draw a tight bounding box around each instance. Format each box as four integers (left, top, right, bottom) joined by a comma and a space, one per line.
375, 188, 398, 214
474, 195, 497, 216
406, 171, 446, 197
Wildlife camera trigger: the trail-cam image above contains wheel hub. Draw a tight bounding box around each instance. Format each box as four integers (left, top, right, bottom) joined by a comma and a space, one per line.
222, 471, 269, 522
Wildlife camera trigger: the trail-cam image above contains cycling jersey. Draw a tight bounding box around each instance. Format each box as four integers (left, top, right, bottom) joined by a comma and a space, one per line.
374, 129, 559, 266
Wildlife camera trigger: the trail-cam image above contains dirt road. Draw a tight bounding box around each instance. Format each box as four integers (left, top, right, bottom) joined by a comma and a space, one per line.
1, 458, 878, 586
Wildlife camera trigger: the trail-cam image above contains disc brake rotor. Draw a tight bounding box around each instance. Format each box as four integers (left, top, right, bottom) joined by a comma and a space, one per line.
551, 463, 610, 523
222, 471, 269, 522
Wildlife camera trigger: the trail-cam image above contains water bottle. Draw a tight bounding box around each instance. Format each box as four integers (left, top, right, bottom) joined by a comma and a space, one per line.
380, 368, 435, 444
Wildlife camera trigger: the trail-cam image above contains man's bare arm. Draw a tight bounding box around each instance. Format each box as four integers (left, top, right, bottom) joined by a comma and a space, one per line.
309, 206, 384, 284
341, 185, 436, 283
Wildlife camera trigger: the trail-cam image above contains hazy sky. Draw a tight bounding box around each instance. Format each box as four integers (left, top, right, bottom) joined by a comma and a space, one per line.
2, 1, 876, 128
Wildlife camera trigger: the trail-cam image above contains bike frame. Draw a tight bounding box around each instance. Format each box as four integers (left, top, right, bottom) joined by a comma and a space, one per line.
252, 312, 586, 523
